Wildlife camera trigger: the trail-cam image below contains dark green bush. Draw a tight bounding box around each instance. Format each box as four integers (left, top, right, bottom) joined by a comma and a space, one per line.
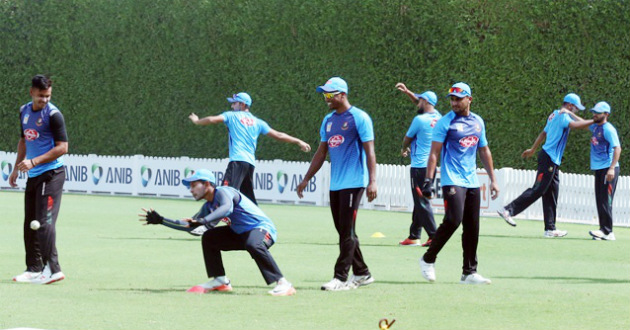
1, 0, 628, 174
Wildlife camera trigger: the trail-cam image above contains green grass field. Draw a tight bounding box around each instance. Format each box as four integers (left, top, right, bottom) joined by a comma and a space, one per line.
1, 191, 628, 330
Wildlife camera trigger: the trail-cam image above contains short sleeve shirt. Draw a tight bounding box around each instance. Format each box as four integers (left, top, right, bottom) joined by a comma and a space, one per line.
406, 111, 442, 168
319, 106, 374, 191
542, 110, 574, 166
589, 122, 620, 170
20, 102, 65, 177
222, 111, 271, 166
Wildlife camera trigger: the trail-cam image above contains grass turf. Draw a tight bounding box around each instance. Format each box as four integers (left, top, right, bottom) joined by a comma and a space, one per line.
0, 191, 628, 330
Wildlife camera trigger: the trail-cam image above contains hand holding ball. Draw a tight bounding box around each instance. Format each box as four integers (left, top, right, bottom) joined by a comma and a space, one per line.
30, 220, 41, 230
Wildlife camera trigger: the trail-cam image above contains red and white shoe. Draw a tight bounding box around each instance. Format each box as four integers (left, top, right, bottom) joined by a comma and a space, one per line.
31, 264, 65, 285
268, 278, 296, 296
187, 277, 233, 293
13, 271, 42, 283
399, 238, 421, 246
421, 238, 433, 247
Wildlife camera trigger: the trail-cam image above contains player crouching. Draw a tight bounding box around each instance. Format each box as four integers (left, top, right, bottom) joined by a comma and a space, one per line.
139, 169, 296, 296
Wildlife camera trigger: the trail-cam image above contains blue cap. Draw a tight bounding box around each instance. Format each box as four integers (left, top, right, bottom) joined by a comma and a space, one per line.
590, 101, 611, 114
447, 82, 472, 98
414, 91, 438, 106
563, 93, 585, 111
316, 77, 349, 94
182, 169, 216, 188
227, 92, 252, 107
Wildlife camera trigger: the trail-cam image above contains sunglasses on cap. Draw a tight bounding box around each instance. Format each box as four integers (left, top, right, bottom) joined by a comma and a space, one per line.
448, 87, 470, 96
323, 92, 341, 100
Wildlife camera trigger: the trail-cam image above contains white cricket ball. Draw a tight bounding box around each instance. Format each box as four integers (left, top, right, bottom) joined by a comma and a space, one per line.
30, 220, 41, 230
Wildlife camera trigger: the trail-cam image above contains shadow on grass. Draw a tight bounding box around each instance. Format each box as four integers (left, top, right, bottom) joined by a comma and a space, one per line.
481, 234, 590, 241
97, 236, 198, 242
494, 275, 630, 284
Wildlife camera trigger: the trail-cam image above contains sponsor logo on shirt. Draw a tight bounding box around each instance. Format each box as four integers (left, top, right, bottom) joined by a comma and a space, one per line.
240, 117, 255, 126
547, 113, 555, 121
341, 122, 349, 130
430, 119, 438, 128
24, 129, 39, 141
328, 135, 345, 148
458, 135, 479, 148
591, 136, 599, 146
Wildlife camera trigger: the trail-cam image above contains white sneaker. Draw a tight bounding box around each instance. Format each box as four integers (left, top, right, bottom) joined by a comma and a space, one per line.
187, 276, 232, 293
589, 230, 615, 241
321, 278, 353, 291
419, 257, 436, 282
31, 264, 65, 285
497, 207, 516, 227
544, 229, 568, 238
268, 278, 296, 296
189, 225, 208, 236
350, 274, 375, 287
460, 273, 491, 284
13, 271, 42, 283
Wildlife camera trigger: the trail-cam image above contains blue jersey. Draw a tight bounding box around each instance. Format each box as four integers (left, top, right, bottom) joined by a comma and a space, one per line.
406, 111, 442, 168
589, 122, 620, 170
20, 102, 64, 178
320, 106, 374, 191
198, 186, 277, 241
222, 111, 271, 166
542, 110, 574, 166
432, 111, 487, 188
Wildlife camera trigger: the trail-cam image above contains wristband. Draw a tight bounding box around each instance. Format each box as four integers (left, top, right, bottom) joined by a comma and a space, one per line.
30, 159, 35, 167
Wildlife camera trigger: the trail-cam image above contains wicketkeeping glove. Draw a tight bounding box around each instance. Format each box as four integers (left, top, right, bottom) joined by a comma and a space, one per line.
145, 210, 164, 225
421, 178, 434, 199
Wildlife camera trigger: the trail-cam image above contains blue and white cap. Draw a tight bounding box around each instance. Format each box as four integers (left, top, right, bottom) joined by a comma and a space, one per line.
182, 169, 216, 188
563, 93, 585, 111
316, 77, 349, 94
447, 82, 472, 98
414, 91, 438, 106
590, 101, 611, 114
227, 92, 252, 107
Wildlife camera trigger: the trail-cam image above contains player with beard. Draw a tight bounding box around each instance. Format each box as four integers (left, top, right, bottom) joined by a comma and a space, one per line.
395, 82, 441, 247
418, 82, 499, 284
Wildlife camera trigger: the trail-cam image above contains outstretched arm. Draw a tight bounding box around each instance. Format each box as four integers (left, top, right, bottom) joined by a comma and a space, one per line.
189, 113, 225, 126
395, 82, 420, 105
522, 131, 546, 159
265, 129, 311, 152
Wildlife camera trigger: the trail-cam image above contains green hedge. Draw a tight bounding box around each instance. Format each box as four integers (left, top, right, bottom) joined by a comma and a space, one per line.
1, 0, 628, 174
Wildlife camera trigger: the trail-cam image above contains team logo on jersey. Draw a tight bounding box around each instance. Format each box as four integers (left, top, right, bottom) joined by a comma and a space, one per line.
341, 122, 349, 130
591, 136, 599, 146
326, 122, 332, 132
36, 117, 43, 127
240, 117, 255, 126
24, 129, 39, 141
475, 124, 481, 132
448, 187, 456, 195
459, 135, 479, 148
456, 123, 464, 131
328, 135, 345, 148
221, 217, 231, 226
430, 119, 438, 128
23, 114, 29, 125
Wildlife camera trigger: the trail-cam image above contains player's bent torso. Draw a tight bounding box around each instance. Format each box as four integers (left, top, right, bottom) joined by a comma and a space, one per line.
20, 102, 64, 178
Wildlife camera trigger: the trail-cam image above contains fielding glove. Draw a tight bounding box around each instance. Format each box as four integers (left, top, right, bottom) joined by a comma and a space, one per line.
421, 178, 434, 199
145, 210, 164, 225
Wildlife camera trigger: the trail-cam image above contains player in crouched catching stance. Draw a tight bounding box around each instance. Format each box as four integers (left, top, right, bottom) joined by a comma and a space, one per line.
139, 169, 296, 296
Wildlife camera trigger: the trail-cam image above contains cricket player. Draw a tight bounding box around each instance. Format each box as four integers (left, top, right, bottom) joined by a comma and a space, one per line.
139, 169, 296, 296
10, 74, 68, 285
418, 82, 499, 284
189, 92, 311, 204
497, 93, 593, 237
297, 77, 377, 291
395, 82, 441, 247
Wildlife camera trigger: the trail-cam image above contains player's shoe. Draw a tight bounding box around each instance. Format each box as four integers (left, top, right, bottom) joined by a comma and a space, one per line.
544, 229, 568, 238
497, 207, 516, 227
460, 273, 491, 284
589, 230, 616, 241
31, 264, 65, 285
399, 238, 421, 246
268, 278, 296, 296
350, 274, 375, 287
189, 225, 208, 237
421, 238, 433, 247
12, 271, 42, 283
321, 278, 353, 291
419, 257, 436, 282
187, 277, 233, 293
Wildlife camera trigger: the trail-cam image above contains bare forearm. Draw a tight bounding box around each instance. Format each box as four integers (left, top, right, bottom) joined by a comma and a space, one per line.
303, 151, 326, 182
531, 132, 546, 150
32, 142, 68, 165
479, 148, 496, 183
14, 139, 26, 165
610, 147, 621, 170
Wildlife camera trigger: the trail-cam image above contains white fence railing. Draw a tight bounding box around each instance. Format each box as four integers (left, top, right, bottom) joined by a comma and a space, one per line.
1, 151, 627, 227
